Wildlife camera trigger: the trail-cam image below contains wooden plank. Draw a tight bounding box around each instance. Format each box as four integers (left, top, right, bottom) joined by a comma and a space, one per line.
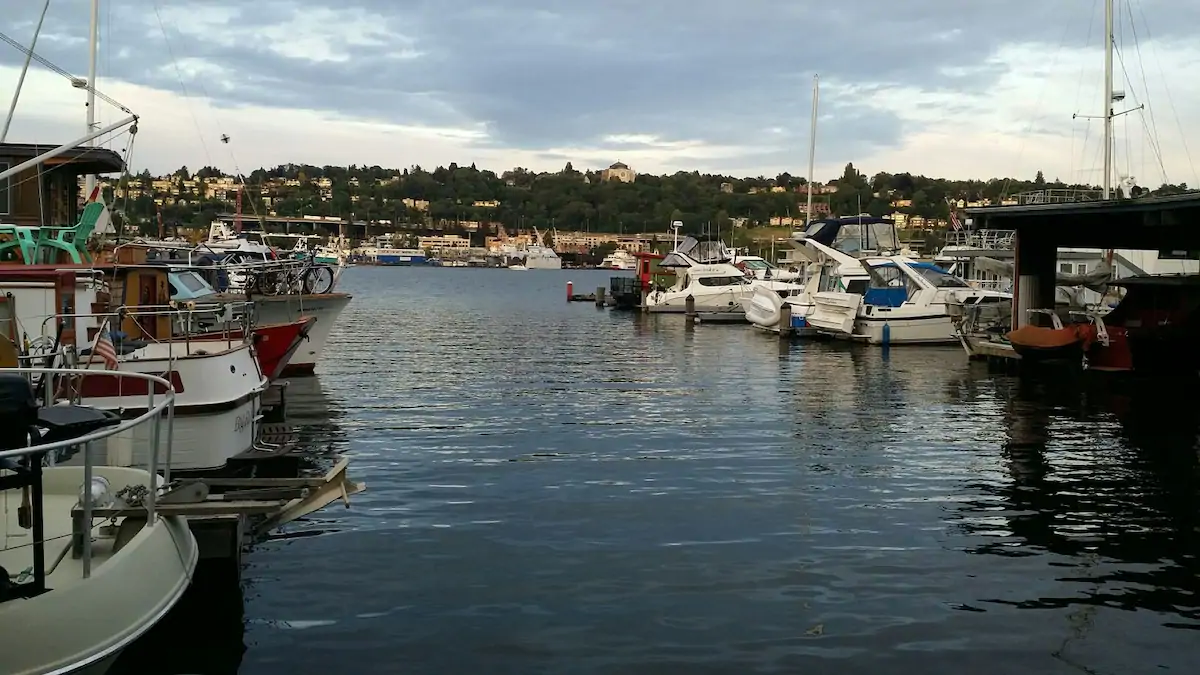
183, 476, 329, 488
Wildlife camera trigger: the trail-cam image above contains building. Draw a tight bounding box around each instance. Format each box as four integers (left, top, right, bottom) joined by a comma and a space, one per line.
0, 143, 123, 228
419, 234, 471, 252
600, 161, 636, 183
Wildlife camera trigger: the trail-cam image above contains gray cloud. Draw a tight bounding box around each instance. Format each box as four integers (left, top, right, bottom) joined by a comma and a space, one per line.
3, 0, 1198, 170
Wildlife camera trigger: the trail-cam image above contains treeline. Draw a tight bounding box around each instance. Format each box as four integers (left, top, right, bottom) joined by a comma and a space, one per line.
116, 161, 1192, 235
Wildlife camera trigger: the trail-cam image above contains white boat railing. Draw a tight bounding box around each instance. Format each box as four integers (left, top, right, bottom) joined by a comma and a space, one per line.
0, 368, 175, 588
942, 229, 1016, 250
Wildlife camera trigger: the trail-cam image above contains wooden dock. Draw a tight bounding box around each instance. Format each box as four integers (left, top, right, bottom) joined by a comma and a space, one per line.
962, 334, 1021, 370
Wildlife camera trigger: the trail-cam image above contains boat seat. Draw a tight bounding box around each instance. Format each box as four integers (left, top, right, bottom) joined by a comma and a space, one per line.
36, 406, 121, 446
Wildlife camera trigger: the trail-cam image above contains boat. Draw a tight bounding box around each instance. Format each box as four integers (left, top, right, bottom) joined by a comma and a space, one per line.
0, 264, 269, 472
1007, 275, 1200, 373
508, 264, 528, 271
743, 237, 870, 334
645, 237, 802, 314
0, 366, 197, 675
510, 227, 562, 270
806, 256, 1011, 345
600, 249, 638, 270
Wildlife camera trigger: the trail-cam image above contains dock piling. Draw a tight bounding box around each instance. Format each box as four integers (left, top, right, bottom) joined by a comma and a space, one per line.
595, 286, 606, 308
779, 303, 793, 339
685, 295, 696, 319
566, 281, 573, 302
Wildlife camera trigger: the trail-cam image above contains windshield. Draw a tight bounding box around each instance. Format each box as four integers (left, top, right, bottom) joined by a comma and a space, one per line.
741, 259, 773, 270
175, 271, 212, 293
913, 265, 970, 288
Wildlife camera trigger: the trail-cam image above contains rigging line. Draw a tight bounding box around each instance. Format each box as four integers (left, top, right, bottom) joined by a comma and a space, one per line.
150, 2, 212, 167
1123, 0, 1155, 184
0, 30, 132, 115
1131, 0, 1197, 187
1068, 0, 1101, 188
1113, 43, 1167, 181
999, 5, 1078, 199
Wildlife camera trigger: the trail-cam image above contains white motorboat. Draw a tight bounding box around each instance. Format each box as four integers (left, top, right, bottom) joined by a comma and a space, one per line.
508, 264, 528, 271
807, 256, 1011, 345
742, 238, 871, 334
0, 368, 197, 675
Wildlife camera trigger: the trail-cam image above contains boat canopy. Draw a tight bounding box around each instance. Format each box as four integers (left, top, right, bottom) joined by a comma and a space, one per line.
795, 215, 900, 255
660, 237, 731, 267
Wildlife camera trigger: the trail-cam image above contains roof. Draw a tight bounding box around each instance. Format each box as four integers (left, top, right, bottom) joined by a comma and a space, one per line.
608, 161, 629, 170
0, 142, 124, 174
963, 191, 1200, 250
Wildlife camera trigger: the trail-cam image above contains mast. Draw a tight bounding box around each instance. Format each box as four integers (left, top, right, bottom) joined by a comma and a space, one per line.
84, 0, 100, 198
805, 74, 819, 224
1102, 0, 1114, 198
1, 0, 51, 144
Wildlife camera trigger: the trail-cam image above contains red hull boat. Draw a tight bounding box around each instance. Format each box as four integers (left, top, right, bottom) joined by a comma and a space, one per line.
192, 316, 316, 381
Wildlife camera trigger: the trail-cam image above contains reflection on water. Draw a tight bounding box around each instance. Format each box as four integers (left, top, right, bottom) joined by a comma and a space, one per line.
118, 269, 1199, 674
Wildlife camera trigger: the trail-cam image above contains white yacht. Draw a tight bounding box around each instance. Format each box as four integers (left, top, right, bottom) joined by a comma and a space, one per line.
645, 237, 802, 314
806, 256, 1011, 344
0, 369, 197, 675
600, 249, 638, 270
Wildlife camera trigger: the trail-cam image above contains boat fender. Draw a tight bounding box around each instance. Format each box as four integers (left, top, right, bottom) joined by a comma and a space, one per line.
882, 322, 891, 346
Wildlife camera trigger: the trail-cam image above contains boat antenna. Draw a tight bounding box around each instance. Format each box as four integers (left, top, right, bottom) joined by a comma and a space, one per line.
805, 74, 819, 226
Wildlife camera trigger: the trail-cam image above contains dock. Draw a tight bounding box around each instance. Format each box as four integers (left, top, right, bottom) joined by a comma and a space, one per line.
961, 333, 1021, 371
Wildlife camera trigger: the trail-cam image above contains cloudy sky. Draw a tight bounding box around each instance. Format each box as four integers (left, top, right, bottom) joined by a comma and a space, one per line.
1, 0, 1198, 185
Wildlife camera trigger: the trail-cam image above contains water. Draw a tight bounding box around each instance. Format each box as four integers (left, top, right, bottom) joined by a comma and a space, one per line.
120, 267, 1200, 674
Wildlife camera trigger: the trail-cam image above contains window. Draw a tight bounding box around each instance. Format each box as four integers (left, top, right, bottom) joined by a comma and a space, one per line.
0, 162, 9, 216
742, 259, 773, 270
1059, 263, 1073, 273
697, 276, 747, 287
912, 265, 970, 288
174, 272, 212, 294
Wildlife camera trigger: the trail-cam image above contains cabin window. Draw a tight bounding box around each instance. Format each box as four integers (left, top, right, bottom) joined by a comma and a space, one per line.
697, 276, 747, 287
0, 162, 9, 215
1059, 263, 1073, 273
844, 279, 868, 294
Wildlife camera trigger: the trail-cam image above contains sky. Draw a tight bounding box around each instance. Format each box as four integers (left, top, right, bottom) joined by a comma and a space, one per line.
1, 0, 1198, 186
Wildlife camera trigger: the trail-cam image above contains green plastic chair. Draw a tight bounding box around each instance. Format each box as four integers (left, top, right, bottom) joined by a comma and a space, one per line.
32, 202, 104, 264
0, 224, 39, 263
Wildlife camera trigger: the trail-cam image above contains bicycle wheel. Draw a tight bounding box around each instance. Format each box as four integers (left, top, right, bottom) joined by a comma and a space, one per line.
303, 265, 335, 294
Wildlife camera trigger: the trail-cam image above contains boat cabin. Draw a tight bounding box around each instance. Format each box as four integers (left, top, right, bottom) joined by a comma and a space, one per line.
0, 143, 123, 232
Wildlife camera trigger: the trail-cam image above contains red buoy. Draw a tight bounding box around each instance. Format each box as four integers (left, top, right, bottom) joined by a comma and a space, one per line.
567, 281, 573, 301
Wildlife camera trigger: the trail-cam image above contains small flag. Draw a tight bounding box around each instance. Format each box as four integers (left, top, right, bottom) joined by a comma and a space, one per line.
86, 185, 114, 235
92, 327, 118, 370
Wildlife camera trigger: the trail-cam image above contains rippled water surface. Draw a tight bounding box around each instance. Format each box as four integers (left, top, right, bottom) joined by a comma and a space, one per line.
124, 266, 1200, 674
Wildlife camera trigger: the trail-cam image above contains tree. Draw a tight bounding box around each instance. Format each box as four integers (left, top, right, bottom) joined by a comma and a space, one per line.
1034, 170, 1046, 186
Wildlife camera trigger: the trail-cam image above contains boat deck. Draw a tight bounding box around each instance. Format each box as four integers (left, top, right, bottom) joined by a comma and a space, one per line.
0, 491, 121, 590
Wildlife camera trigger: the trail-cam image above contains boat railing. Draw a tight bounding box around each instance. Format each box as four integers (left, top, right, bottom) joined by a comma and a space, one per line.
0, 367, 175, 594
40, 303, 254, 354
1013, 188, 1104, 205
943, 229, 1016, 250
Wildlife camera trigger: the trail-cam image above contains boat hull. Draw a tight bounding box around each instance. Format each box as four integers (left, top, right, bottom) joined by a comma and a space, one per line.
251, 294, 351, 375
853, 314, 960, 345
71, 342, 266, 471
190, 317, 316, 381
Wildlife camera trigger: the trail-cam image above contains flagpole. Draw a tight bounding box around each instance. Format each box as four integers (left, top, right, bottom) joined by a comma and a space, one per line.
81, 314, 112, 371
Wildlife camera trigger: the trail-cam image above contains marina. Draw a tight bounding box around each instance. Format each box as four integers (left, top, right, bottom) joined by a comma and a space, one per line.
2, 0, 1199, 672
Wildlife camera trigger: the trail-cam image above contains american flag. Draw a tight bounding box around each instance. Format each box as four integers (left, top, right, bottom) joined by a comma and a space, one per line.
92, 327, 118, 370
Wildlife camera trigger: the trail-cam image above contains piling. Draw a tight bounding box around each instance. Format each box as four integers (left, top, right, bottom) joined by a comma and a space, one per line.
566, 281, 573, 302
779, 303, 793, 339
685, 295, 696, 319
640, 289, 649, 313
595, 286, 606, 308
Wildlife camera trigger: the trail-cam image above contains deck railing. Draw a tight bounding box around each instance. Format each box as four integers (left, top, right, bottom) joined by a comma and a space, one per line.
0, 368, 175, 591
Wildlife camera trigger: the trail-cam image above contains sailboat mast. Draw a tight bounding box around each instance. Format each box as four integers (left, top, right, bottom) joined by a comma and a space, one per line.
84, 0, 100, 197
1102, 0, 1114, 198
805, 74, 819, 223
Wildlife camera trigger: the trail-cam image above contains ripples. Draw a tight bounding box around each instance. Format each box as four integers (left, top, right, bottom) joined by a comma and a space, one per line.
235, 268, 1200, 674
